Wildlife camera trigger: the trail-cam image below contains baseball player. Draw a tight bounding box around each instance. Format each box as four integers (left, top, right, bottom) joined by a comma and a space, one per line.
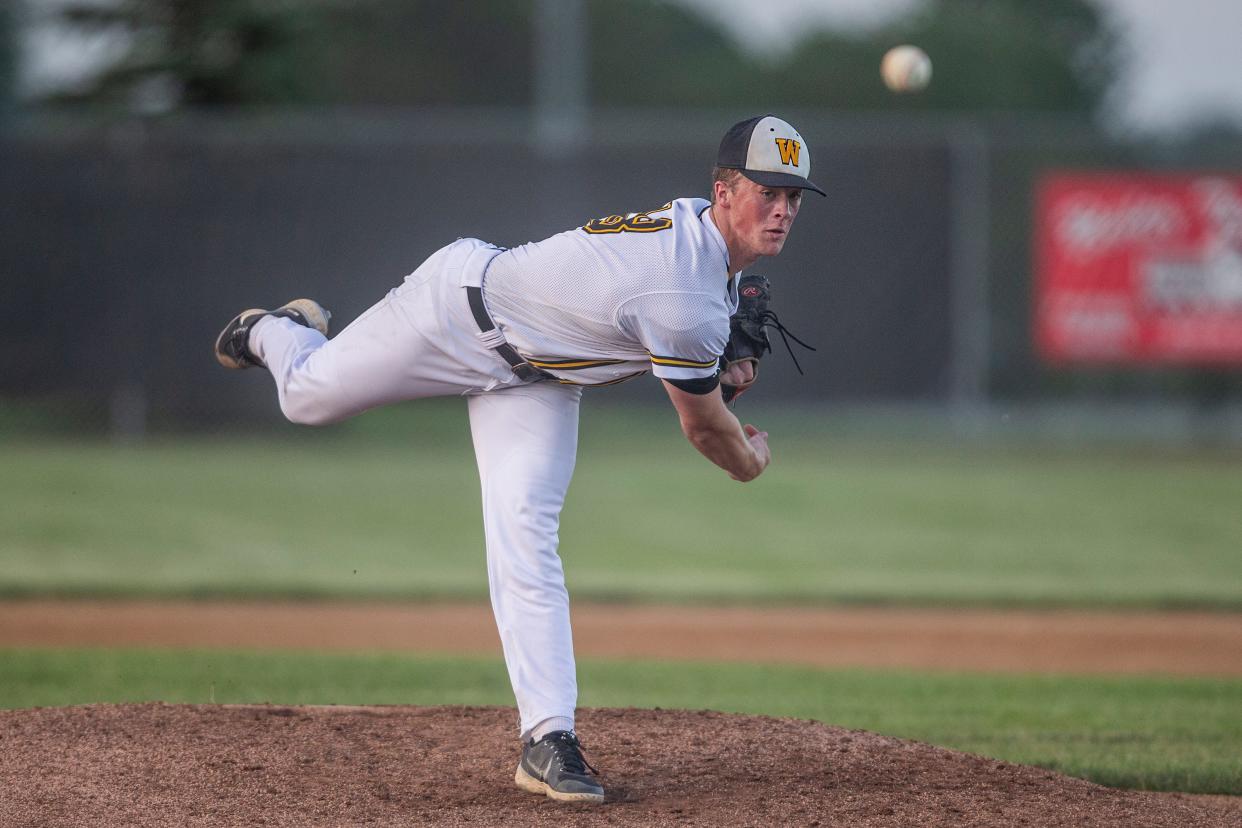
214, 114, 822, 803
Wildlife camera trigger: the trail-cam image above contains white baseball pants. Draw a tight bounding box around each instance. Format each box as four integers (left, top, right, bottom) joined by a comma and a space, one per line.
249, 240, 583, 738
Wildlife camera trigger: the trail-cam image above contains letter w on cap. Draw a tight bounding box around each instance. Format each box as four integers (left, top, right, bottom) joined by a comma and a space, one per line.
774, 138, 801, 167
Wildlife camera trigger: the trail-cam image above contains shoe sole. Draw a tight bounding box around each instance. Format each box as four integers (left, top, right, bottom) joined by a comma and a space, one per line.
279, 298, 331, 336
214, 299, 331, 370
514, 764, 605, 804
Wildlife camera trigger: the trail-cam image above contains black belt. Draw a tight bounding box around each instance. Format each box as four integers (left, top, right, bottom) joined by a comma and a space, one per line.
466, 286, 551, 382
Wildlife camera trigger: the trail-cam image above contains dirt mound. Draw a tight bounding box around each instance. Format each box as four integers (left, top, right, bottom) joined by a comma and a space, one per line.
0, 704, 1234, 827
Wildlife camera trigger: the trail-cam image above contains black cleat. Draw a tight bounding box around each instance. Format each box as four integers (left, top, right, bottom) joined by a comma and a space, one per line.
214, 298, 331, 369
514, 730, 605, 804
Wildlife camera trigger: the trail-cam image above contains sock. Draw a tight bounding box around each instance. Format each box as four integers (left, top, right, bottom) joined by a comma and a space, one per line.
530, 716, 575, 743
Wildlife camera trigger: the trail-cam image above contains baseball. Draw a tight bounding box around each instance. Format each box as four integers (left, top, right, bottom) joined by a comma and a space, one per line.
881, 45, 932, 93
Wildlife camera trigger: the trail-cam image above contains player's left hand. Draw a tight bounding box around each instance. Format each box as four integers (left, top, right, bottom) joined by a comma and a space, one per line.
719, 359, 756, 390
719, 273, 816, 404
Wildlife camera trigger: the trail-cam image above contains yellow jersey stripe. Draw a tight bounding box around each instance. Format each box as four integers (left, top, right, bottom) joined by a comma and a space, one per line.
649, 354, 720, 369
527, 357, 627, 370
556, 371, 648, 387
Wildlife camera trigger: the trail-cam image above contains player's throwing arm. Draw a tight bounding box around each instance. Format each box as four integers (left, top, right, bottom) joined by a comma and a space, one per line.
661, 114, 823, 481
663, 380, 770, 481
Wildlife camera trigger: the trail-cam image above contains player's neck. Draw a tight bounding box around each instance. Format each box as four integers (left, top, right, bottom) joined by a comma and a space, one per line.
706, 207, 754, 277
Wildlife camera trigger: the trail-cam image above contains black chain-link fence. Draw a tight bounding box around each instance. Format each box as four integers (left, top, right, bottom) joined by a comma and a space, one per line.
3, 110, 1240, 438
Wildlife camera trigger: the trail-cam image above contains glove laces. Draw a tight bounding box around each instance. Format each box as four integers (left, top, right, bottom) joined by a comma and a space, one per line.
759, 310, 817, 375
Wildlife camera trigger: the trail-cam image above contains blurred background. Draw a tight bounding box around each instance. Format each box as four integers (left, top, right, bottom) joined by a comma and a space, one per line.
2, 0, 1241, 797
3, 0, 1242, 440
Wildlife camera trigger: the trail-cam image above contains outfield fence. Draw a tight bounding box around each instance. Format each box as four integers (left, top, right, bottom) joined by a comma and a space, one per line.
3, 108, 1241, 439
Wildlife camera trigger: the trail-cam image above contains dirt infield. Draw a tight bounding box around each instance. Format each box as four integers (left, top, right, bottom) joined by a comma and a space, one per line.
4, 601, 1241, 825
3, 599, 1242, 675
1, 703, 1237, 828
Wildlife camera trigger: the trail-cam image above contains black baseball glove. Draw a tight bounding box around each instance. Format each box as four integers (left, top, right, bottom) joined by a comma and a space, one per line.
719, 274, 816, 403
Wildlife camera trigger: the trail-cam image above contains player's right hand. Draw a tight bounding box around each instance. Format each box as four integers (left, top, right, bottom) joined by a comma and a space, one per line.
736, 423, 770, 481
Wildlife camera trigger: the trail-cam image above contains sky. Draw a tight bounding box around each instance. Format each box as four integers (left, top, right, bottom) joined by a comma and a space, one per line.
17, 0, 1242, 136
674, 0, 1242, 136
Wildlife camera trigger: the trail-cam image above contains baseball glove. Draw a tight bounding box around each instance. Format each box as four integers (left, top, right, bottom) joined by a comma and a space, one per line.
720, 274, 816, 403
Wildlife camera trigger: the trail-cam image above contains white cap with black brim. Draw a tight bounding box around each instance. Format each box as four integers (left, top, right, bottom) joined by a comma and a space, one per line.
716, 114, 826, 196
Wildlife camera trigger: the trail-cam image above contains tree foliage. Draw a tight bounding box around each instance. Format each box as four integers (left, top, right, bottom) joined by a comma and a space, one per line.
35, 0, 1121, 117
43, 0, 322, 108
606, 0, 1122, 114
313, 0, 533, 106
0, 2, 15, 111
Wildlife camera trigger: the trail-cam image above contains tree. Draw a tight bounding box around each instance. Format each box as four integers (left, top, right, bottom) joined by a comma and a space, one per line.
752, 0, 1122, 114
586, 0, 759, 107
0, 2, 15, 112
33, 0, 1121, 119
312, 0, 533, 106
42, 0, 323, 110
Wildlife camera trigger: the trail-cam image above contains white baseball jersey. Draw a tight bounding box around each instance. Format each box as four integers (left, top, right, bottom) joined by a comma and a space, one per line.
481, 197, 740, 386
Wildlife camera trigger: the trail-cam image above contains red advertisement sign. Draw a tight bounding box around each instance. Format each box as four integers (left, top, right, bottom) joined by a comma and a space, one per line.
1035, 173, 1242, 364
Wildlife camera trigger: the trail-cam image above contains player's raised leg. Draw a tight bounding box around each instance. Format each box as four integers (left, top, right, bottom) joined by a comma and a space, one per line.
466, 381, 603, 803
213, 243, 520, 425
243, 289, 467, 426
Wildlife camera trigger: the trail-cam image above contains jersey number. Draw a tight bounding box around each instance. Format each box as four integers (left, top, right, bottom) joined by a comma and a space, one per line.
582, 203, 673, 234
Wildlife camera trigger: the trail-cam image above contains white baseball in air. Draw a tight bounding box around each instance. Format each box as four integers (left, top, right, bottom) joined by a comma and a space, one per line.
881, 45, 932, 93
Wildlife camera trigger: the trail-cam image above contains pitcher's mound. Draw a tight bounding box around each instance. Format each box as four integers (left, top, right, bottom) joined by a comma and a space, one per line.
0, 703, 1235, 827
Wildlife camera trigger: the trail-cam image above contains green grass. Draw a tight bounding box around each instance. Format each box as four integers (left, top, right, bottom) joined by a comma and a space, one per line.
3, 647, 1239, 795
3, 402, 1242, 607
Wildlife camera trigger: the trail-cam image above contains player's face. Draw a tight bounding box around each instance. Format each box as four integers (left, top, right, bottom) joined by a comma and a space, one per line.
717, 178, 803, 270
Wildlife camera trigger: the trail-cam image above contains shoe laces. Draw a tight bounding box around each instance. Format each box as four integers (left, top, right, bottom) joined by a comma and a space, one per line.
544, 731, 598, 776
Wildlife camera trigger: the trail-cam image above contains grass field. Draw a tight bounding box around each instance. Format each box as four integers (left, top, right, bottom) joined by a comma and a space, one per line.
4, 402, 1240, 796
2, 402, 1240, 607
3, 648, 1239, 795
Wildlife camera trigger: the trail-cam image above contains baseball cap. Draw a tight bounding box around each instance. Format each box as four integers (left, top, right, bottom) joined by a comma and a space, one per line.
716, 114, 826, 196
